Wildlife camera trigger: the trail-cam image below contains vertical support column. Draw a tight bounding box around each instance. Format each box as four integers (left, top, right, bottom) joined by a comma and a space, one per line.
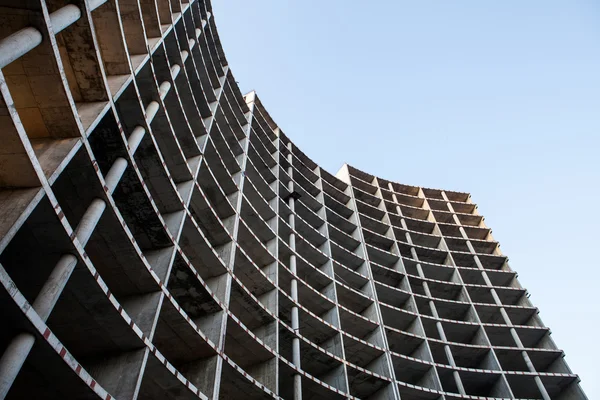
442, 192, 550, 400
271, 128, 281, 396
341, 170, 400, 400
151, 62, 230, 399
212, 90, 254, 400
383, 182, 445, 394
423, 189, 513, 398
314, 167, 350, 395
285, 142, 302, 400
387, 186, 464, 394
202, 66, 229, 135
0, 334, 35, 400
0, 111, 152, 399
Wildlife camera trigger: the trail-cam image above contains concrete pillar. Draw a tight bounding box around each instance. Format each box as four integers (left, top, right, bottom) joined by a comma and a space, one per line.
74, 198, 107, 247
286, 144, 301, 400
32, 254, 78, 321
158, 81, 171, 100
0, 333, 35, 399
0, 187, 113, 397
3, 188, 113, 399
104, 158, 128, 194
411, 239, 466, 395
534, 376, 551, 400
0, 133, 123, 396
49, 5, 82, 34
0, 0, 108, 68
0, 27, 43, 68
380, 190, 444, 395
145, 101, 160, 124
170, 64, 181, 79
443, 192, 548, 400
127, 126, 146, 154
88, 0, 109, 11
0, 254, 77, 399
181, 50, 189, 63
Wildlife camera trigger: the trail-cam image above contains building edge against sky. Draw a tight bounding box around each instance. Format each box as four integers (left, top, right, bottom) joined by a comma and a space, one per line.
0, 0, 588, 399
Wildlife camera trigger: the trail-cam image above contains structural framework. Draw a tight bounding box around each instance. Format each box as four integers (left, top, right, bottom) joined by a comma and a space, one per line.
0, 0, 587, 399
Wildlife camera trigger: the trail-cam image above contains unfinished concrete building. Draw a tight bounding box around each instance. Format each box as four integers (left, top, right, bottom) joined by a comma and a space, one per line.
0, 0, 588, 399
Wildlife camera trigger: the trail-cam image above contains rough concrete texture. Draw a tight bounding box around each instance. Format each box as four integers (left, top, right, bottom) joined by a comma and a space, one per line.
0, 0, 589, 399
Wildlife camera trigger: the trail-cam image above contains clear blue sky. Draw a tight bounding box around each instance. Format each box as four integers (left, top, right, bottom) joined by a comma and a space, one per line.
213, 1, 600, 396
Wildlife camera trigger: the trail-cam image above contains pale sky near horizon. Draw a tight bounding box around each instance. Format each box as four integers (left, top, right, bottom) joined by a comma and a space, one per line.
213, 1, 600, 396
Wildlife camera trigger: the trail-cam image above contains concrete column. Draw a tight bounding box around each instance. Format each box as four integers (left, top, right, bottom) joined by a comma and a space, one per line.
158, 81, 171, 100
127, 126, 147, 154
442, 192, 546, 400
363, 188, 440, 396
104, 158, 128, 194
180, 50, 189, 63
0, 253, 80, 399
0, 123, 136, 396
0, 1, 108, 68
87, 0, 109, 11
534, 376, 551, 400
0, 192, 110, 397
408, 190, 492, 395
411, 248, 466, 395
170, 64, 181, 79
0, 253, 79, 398
32, 254, 78, 321
0, 27, 43, 68
74, 198, 107, 247
286, 145, 301, 400
331, 175, 401, 398
145, 101, 160, 124
50, 0, 109, 34
49, 5, 82, 34
0, 334, 35, 399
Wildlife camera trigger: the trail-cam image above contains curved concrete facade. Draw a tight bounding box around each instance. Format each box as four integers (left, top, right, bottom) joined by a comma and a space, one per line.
0, 0, 587, 399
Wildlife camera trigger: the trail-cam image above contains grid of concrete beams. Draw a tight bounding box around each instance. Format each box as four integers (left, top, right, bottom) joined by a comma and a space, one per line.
0, 0, 588, 399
